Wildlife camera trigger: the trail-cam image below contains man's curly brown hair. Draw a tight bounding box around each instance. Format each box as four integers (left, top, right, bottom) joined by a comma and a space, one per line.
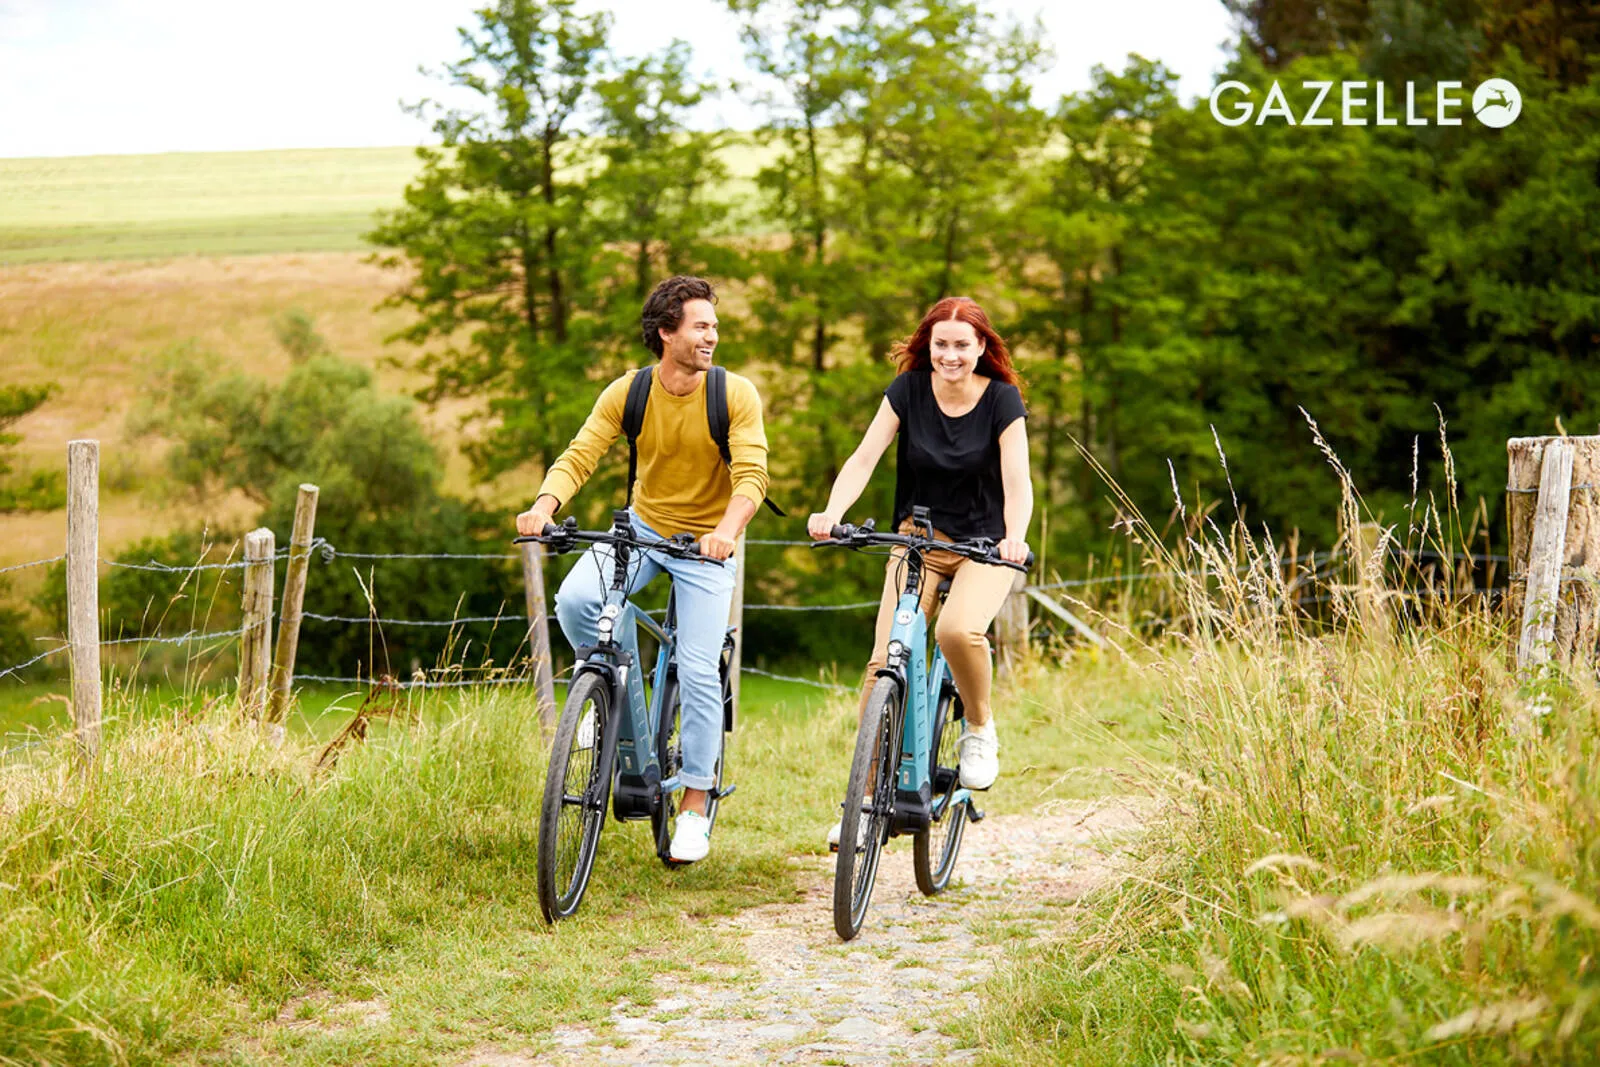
641, 276, 717, 356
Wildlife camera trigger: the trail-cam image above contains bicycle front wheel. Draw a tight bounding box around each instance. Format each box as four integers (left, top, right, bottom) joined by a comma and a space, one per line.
834, 675, 900, 940
537, 672, 614, 923
914, 685, 969, 895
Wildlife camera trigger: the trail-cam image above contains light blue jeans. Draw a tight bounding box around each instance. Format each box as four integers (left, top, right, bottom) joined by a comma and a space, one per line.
553, 511, 735, 791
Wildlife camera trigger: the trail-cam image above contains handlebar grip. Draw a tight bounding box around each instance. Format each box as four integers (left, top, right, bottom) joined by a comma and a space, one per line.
830, 525, 851, 540
541, 523, 561, 538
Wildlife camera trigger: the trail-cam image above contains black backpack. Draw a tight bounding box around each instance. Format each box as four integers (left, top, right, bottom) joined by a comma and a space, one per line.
621, 365, 784, 516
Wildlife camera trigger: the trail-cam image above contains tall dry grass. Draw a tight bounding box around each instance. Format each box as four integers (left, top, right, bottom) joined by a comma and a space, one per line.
969, 418, 1600, 1064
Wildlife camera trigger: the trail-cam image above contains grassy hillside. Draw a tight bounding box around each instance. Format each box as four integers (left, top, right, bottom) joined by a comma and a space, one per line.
0, 148, 422, 263
0, 253, 462, 573
0, 141, 772, 265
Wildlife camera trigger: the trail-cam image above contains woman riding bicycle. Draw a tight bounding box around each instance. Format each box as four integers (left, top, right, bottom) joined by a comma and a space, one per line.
807, 296, 1032, 846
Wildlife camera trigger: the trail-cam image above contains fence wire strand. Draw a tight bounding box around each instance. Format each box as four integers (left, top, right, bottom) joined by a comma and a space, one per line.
0, 555, 64, 575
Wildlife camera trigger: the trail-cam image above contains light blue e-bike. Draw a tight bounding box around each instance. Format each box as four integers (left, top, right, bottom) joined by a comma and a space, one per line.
814, 507, 1030, 940
517, 512, 736, 923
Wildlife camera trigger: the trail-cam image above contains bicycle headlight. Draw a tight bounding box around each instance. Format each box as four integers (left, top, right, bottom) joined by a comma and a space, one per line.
887, 639, 904, 659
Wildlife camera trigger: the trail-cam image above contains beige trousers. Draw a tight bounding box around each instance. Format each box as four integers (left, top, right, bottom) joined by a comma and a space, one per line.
857, 522, 1018, 727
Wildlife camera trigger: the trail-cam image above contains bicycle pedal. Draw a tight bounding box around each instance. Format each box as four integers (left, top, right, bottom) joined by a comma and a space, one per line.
968, 805, 986, 823
712, 783, 736, 801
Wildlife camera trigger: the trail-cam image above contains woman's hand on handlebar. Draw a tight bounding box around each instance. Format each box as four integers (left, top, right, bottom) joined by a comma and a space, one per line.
997, 537, 1030, 566
807, 512, 840, 541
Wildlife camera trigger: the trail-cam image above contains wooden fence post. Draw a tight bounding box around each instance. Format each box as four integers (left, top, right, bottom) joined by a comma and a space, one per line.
1508, 436, 1600, 673
994, 571, 1029, 677
267, 484, 318, 725
520, 540, 558, 732
728, 534, 746, 721
238, 527, 275, 719
67, 440, 101, 763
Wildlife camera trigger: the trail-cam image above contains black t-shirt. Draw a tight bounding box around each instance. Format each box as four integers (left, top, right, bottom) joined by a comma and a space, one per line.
884, 371, 1026, 542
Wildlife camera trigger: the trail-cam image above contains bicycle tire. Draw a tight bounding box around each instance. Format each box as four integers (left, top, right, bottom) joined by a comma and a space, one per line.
913, 684, 969, 895
833, 675, 900, 940
537, 672, 614, 922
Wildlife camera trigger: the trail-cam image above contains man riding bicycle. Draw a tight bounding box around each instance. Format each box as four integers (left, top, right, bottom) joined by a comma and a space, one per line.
515, 276, 771, 864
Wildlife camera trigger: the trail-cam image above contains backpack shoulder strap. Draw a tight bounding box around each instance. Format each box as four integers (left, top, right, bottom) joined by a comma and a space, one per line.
705, 366, 733, 465
707, 366, 786, 517
622, 366, 654, 505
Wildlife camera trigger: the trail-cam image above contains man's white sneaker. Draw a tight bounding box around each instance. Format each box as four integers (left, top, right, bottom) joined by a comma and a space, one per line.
826, 816, 868, 852
669, 810, 712, 863
958, 725, 999, 790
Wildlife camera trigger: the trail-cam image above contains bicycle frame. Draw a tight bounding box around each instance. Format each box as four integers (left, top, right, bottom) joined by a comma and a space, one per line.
563, 522, 685, 821
581, 597, 672, 789
879, 550, 972, 834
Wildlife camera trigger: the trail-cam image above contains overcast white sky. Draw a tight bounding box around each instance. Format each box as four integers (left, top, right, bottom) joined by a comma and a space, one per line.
0, 0, 1237, 158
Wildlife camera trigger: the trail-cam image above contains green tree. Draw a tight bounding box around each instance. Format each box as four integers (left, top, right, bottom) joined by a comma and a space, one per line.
1011, 56, 1181, 544
369, 0, 611, 480
1402, 58, 1600, 525
128, 318, 520, 675
0, 384, 64, 513
1222, 0, 1373, 68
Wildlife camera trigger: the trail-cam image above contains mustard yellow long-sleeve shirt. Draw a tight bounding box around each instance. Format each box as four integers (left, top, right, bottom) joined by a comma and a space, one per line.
536, 367, 771, 538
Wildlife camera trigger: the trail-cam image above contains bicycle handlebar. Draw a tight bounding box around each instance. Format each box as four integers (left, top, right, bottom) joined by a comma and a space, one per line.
813, 521, 1033, 574
513, 517, 724, 566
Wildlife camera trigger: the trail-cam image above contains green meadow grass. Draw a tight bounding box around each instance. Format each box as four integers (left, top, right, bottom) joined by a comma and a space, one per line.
0, 148, 421, 263
0, 140, 774, 264
962, 463, 1600, 1065
0, 658, 1157, 1065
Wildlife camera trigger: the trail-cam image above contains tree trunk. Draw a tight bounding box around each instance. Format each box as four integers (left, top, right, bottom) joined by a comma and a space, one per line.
542, 124, 568, 344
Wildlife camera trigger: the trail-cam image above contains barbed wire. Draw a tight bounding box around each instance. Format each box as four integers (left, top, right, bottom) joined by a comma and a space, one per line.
738, 665, 854, 692
0, 644, 68, 683
0, 555, 64, 576
744, 600, 878, 613
301, 611, 554, 628
290, 673, 566, 691
0, 542, 1530, 690
101, 625, 252, 647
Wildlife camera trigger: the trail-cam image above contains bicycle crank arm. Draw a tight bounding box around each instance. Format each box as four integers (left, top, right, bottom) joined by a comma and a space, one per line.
711, 783, 736, 801
967, 800, 986, 823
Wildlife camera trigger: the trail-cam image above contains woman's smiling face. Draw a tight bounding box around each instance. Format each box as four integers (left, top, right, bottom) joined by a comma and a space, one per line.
929, 318, 985, 383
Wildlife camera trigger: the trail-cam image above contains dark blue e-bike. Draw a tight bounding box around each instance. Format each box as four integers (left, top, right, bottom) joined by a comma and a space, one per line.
517, 512, 736, 923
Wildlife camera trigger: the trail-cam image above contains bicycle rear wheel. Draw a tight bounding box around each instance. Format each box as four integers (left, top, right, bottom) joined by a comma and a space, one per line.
914, 685, 969, 895
537, 672, 614, 922
833, 675, 900, 940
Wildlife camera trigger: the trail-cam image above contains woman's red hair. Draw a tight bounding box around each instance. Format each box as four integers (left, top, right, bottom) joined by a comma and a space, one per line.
892, 297, 1021, 392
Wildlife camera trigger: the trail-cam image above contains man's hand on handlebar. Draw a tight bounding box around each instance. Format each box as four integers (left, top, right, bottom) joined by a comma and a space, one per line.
515, 502, 556, 538
699, 528, 737, 562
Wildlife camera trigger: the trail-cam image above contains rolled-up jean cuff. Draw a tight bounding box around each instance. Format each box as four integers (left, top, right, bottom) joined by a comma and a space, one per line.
678, 772, 716, 791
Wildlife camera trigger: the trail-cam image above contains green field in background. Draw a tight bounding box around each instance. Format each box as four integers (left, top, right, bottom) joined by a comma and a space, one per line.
0, 148, 421, 263
0, 141, 770, 264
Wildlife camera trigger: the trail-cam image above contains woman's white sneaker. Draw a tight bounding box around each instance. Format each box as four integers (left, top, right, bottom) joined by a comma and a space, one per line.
958, 724, 999, 790
669, 810, 711, 863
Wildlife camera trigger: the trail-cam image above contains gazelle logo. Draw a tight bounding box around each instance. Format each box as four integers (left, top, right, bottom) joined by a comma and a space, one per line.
1472, 78, 1521, 127
1210, 78, 1522, 128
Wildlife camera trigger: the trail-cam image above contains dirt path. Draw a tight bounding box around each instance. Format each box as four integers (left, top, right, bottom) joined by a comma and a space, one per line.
457, 800, 1146, 1067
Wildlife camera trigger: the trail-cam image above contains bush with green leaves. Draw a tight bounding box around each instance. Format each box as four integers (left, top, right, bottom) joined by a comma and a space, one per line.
125, 314, 520, 677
